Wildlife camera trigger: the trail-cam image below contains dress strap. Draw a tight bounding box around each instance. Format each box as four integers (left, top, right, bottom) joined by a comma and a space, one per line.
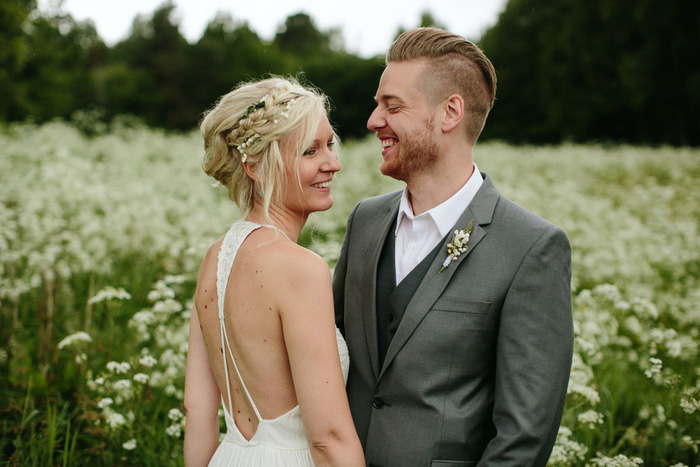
216, 221, 264, 422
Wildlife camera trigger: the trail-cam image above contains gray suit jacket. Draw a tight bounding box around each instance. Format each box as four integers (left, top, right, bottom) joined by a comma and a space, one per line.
333, 174, 573, 467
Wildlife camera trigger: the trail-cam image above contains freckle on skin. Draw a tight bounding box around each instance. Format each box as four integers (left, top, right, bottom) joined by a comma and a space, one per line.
204, 305, 207, 309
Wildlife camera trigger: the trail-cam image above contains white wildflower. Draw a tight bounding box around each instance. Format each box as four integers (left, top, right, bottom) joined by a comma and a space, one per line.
164, 274, 186, 284
680, 435, 699, 454
548, 426, 588, 466
139, 354, 157, 368
97, 397, 114, 409
88, 286, 131, 304
168, 408, 184, 421
630, 297, 659, 319
148, 280, 176, 302
122, 439, 137, 450
586, 453, 644, 467
106, 412, 127, 429
57, 331, 92, 349
644, 357, 663, 378
153, 298, 183, 314
113, 379, 132, 394
106, 361, 131, 374
577, 410, 604, 429
133, 373, 149, 384
567, 381, 601, 405
166, 424, 182, 438
680, 387, 700, 414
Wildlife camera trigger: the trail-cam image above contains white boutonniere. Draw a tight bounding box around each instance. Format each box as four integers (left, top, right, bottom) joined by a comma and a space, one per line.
439, 220, 474, 273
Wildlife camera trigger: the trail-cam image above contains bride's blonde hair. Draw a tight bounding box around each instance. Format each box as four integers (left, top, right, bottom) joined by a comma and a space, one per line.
200, 77, 334, 222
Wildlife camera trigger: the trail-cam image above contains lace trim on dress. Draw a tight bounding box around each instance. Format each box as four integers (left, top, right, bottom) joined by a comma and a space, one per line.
216, 221, 265, 422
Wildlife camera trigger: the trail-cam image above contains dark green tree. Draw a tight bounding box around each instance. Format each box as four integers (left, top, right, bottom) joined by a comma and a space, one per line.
273, 13, 337, 58
480, 0, 700, 145
9, 9, 104, 122
191, 13, 287, 116
0, 0, 36, 120
301, 53, 384, 140
106, 1, 196, 129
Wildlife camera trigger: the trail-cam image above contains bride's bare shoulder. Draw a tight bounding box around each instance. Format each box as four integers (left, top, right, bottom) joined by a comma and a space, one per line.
251, 231, 331, 289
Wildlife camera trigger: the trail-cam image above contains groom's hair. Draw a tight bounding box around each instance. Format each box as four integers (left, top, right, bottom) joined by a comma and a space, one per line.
387, 27, 497, 144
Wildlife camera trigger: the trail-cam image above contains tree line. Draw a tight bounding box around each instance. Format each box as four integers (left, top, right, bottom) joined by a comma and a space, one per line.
1, 0, 698, 145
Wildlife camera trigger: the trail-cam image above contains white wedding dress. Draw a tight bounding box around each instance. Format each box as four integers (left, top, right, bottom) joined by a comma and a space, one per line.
207, 220, 350, 466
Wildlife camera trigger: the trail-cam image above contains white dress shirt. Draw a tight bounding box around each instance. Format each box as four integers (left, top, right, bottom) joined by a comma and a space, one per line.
394, 163, 483, 284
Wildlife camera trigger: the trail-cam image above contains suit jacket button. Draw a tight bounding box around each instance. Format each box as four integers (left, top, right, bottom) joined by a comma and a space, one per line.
372, 397, 384, 409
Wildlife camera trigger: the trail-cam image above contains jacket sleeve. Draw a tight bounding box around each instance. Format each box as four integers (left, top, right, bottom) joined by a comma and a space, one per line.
479, 226, 573, 467
333, 202, 360, 337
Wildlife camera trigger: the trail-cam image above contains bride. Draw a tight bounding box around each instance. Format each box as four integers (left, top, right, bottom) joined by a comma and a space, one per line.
183, 77, 364, 466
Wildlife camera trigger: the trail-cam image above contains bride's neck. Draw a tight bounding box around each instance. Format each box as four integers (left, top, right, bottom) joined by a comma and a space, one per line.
246, 200, 306, 243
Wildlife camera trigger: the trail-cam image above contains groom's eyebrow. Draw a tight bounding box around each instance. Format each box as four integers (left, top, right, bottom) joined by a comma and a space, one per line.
374, 94, 403, 104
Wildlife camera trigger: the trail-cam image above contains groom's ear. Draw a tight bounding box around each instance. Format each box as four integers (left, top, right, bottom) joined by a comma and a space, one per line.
441, 94, 464, 133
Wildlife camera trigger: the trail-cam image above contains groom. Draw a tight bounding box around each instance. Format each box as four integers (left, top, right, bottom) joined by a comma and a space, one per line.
333, 28, 573, 466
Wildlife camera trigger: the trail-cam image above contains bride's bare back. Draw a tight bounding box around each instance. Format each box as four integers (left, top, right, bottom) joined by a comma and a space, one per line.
195, 227, 306, 439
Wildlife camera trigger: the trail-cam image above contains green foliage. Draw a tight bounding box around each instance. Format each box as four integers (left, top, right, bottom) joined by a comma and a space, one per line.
5, 1, 697, 145
3, 9, 104, 122
273, 13, 335, 56
480, 0, 700, 145
0, 2, 384, 139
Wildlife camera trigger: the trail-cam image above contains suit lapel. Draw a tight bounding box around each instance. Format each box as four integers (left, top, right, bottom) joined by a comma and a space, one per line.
364, 194, 401, 379
379, 174, 499, 378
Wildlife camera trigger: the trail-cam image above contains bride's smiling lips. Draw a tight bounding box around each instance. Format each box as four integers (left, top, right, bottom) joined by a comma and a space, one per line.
311, 179, 333, 189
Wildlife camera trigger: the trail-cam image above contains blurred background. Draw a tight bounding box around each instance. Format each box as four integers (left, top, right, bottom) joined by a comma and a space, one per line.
2, 0, 698, 144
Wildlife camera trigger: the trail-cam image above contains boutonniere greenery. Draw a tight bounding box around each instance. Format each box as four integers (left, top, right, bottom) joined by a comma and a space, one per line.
439, 219, 474, 273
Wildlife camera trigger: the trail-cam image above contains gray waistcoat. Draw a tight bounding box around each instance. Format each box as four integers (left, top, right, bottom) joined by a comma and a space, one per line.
376, 222, 445, 367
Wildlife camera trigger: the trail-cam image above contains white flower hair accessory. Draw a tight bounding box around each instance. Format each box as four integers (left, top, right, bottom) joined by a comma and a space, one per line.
237, 133, 261, 163
439, 219, 474, 273
236, 95, 298, 163
274, 99, 296, 123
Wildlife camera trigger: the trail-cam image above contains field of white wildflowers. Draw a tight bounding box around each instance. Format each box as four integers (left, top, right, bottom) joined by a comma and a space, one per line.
1, 120, 699, 466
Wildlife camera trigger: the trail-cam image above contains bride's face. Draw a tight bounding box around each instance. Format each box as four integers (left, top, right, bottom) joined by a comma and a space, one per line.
280, 115, 340, 217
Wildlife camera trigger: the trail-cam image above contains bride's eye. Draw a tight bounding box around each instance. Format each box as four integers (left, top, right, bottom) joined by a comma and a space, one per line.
303, 147, 317, 156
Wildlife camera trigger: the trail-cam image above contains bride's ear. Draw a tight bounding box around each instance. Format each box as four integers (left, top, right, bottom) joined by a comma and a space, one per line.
242, 161, 256, 181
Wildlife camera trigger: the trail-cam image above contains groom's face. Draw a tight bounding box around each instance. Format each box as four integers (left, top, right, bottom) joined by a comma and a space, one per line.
367, 59, 440, 182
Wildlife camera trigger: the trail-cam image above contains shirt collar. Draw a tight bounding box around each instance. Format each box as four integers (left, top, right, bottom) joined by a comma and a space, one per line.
396, 163, 483, 236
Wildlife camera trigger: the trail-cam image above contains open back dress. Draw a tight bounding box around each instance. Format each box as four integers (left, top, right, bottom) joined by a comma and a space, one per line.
207, 220, 350, 466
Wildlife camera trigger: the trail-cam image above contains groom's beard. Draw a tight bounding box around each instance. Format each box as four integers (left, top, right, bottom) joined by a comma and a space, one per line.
380, 116, 439, 182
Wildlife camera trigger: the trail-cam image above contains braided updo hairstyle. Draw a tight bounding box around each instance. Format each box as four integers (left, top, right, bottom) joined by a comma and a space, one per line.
200, 77, 334, 220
